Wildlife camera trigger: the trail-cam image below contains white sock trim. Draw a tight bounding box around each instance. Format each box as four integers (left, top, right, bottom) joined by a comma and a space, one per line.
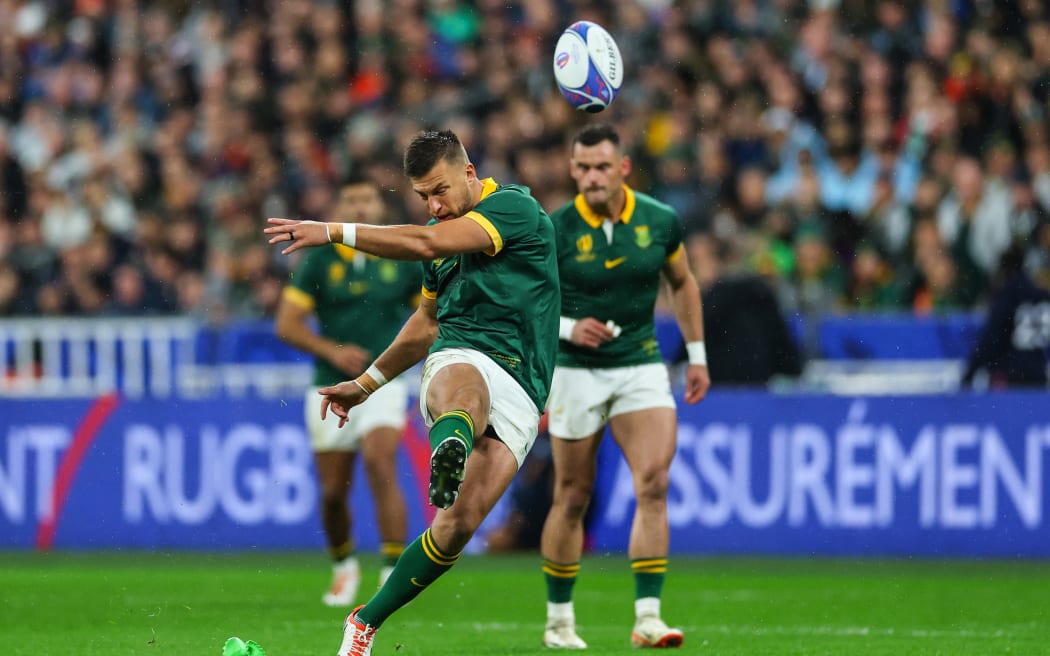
547, 601, 575, 622
635, 597, 660, 619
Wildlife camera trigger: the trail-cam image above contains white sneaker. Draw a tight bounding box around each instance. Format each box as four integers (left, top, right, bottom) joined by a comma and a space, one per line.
337, 605, 377, 656
323, 559, 361, 607
630, 615, 684, 648
377, 565, 394, 589
543, 620, 588, 649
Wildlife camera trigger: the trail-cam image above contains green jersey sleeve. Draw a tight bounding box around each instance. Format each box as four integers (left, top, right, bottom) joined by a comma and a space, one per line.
286, 248, 326, 307
465, 187, 540, 256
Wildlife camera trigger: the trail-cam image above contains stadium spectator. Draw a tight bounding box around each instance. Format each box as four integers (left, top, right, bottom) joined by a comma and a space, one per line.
0, 0, 1048, 349
265, 129, 560, 656
961, 246, 1050, 388
540, 124, 708, 649
275, 176, 418, 608
687, 232, 803, 385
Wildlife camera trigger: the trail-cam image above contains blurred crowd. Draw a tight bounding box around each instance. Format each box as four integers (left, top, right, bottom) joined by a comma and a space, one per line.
1, 0, 1050, 325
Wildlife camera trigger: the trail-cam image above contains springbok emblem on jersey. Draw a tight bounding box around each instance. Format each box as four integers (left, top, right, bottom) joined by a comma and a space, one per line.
575, 234, 595, 261
634, 225, 653, 249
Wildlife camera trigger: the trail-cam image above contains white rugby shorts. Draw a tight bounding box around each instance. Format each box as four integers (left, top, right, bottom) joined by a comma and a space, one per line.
546, 362, 676, 439
305, 378, 408, 451
419, 347, 539, 468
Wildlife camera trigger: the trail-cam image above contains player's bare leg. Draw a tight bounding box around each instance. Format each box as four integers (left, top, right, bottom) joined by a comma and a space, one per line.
425, 364, 490, 509
540, 430, 603, 649
609, 407, 683, 648
360, 426, 407, 588
429, 436, 519, 552
316, 450, 361, 606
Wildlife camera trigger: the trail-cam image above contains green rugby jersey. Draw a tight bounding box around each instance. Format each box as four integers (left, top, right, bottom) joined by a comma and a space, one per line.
284, 244, 420, 386
422, 178, 560, 411
553, 185, 684, 368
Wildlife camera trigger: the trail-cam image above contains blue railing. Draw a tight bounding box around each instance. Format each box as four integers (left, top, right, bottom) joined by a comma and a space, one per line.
0, 313, 1007, 398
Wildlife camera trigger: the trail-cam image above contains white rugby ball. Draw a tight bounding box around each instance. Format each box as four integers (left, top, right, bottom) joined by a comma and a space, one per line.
552, 21, 623, 113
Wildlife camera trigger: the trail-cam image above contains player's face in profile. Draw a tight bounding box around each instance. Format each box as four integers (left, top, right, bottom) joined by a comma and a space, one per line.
410, 158, 476, 222
335, 183, 385, 225
570, 140, 629, 215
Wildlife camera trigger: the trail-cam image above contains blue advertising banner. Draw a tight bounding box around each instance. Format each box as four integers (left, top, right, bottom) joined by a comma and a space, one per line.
2, 392, 1048, 556
592, 392, 1050, 557
0, 394, 434, 550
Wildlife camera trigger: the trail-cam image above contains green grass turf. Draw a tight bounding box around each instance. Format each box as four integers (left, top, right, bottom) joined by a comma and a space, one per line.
1, 551, 1048, 655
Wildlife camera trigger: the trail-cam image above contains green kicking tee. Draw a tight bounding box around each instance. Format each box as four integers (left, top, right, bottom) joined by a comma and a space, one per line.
553, 185, 684, 369
422, 178, 560, 411
284, 244, 420, 386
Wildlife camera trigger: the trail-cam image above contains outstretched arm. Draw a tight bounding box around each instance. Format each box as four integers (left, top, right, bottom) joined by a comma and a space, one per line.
320, 295, 439, 423
662, 247, 710, 404
265, 217, 493, 260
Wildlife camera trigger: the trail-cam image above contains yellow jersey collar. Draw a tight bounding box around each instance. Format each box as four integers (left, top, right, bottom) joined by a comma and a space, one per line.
479, 177, 498, 201
574, 185, 636, 229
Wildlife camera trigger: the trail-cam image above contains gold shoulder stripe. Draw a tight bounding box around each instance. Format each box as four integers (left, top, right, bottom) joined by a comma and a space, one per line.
465, 211, 503, 255
421, 285, 437, 300
666, 243, 684, 264
282, 286, 315, 310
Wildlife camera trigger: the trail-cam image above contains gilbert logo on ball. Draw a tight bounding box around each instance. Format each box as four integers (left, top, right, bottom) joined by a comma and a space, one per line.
553, 21, 623, 113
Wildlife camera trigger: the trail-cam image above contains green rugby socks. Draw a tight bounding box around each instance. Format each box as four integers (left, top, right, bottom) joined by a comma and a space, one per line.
429, 410, 475, 454
632, 557, 667, 601
356, 528, 460, 628
543, 559, 580, 603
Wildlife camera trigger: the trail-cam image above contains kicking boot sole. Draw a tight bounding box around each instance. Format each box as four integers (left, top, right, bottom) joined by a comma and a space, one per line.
429, 437, 467, 509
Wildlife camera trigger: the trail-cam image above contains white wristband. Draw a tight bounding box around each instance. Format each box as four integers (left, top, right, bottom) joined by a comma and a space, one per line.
559, 316, 577, 341
325, 223, 332, 243
365, 364, 388, 387
341, 222, 357, 247
686, 341, 707, 366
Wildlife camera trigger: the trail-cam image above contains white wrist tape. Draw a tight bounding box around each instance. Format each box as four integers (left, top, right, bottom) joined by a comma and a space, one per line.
686, 341, 707, 366
341, 223, 357, 247
559, 316, 577, 341
365, 364, 388, 387
324, 223, 332, 243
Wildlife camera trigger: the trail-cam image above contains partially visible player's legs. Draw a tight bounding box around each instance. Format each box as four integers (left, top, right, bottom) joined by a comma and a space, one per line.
609, 407, 683, 649
540, 430, 602, 649
360, 426, 406, 589
338, 436, 520, 655
315, 450, 361, 607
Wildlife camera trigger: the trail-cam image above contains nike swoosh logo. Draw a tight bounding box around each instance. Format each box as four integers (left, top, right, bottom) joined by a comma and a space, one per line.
410, 577, 426, 588
605, 257, 626, 269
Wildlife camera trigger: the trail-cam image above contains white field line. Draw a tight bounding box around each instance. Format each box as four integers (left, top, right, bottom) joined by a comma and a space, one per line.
389, 620, 1018, 641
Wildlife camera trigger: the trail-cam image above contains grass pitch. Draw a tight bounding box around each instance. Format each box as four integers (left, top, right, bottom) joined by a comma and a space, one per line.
2, 551, 1048, 655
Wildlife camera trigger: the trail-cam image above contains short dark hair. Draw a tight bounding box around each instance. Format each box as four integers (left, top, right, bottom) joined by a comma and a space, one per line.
403, 130, 467, 178
572, 123, 621, 149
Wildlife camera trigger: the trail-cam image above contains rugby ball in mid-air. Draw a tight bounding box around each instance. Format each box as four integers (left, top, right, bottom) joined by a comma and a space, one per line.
552, 21, 623, 113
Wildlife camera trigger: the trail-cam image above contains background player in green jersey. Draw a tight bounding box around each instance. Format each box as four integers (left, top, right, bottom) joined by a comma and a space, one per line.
265, 130, 560, 656
541, 124, 710, 650
275, 176, 419, 608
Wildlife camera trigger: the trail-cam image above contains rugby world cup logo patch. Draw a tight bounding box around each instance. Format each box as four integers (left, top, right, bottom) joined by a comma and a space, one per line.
556, 51, 570, 69
575, 234, 595, 261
